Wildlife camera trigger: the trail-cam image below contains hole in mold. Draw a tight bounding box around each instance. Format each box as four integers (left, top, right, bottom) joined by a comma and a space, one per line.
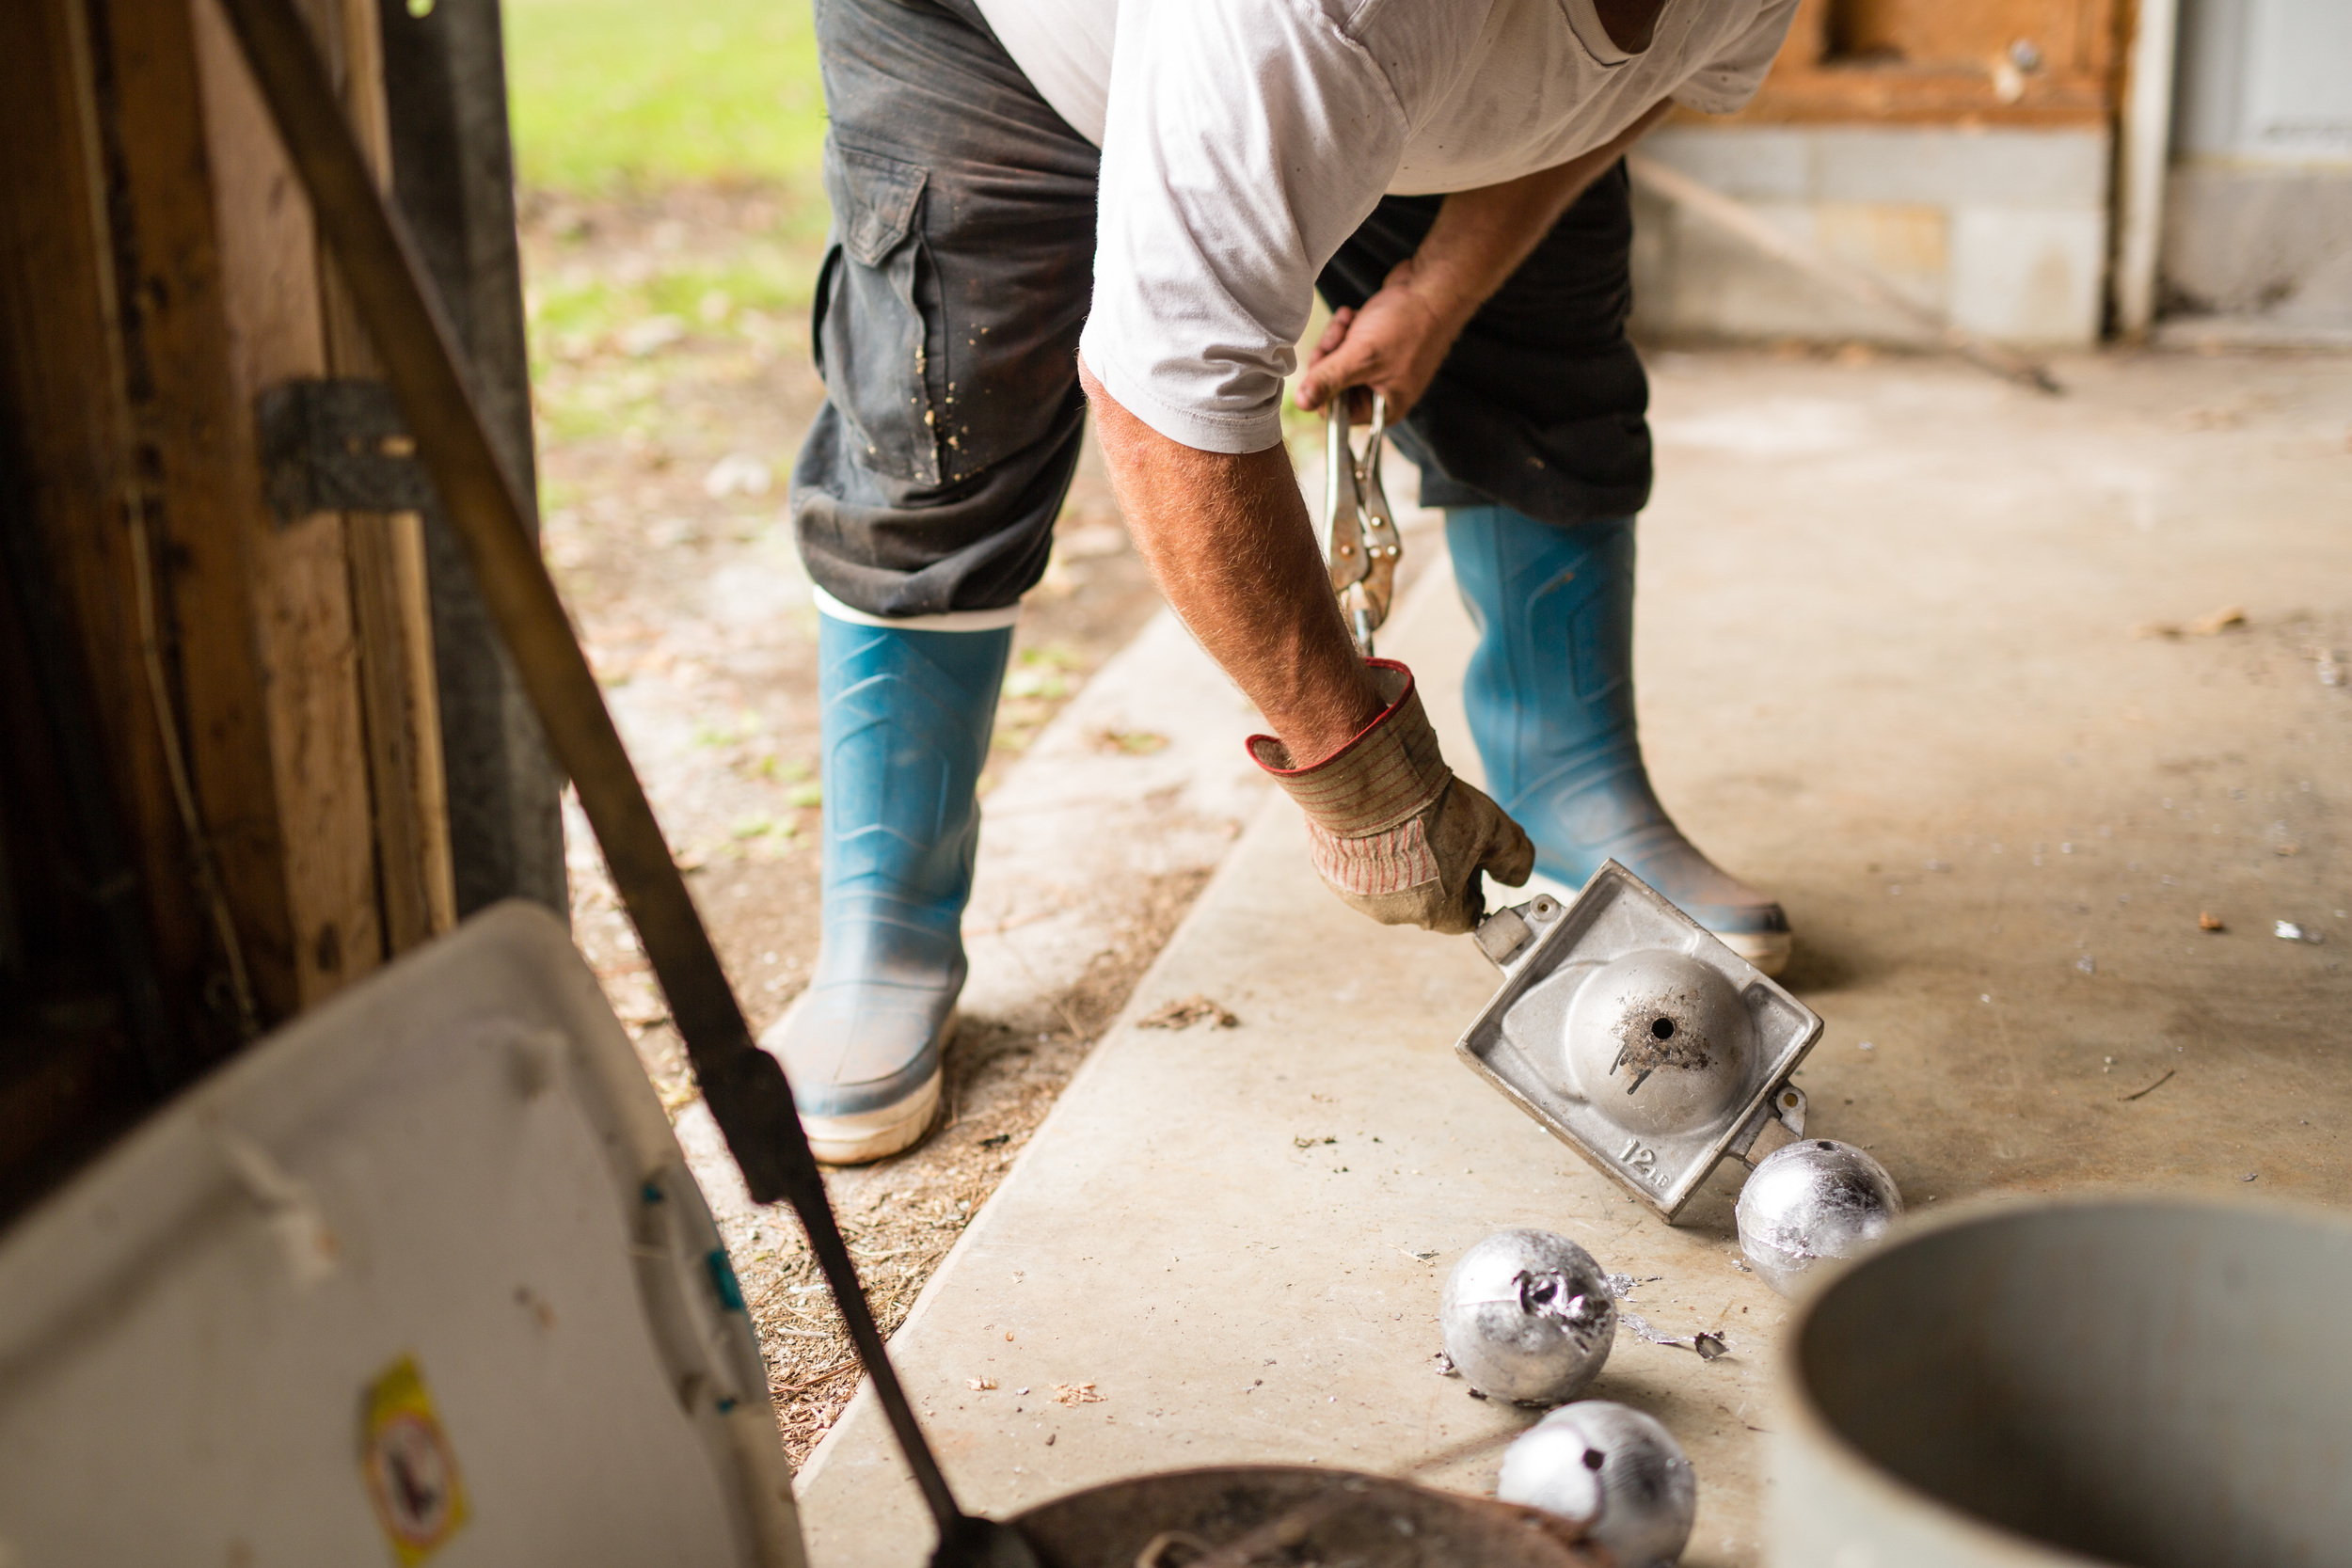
1650, 1017, 1676, 1040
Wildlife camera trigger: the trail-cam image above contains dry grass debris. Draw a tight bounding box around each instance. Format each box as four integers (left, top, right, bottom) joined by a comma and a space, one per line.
1136, 994, 1241, 1031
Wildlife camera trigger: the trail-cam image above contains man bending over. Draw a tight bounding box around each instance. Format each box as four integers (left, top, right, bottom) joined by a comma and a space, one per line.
781, 0, 1800, 1161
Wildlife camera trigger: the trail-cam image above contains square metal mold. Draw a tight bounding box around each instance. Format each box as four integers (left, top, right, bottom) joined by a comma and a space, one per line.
1456, 861, 1823, 1220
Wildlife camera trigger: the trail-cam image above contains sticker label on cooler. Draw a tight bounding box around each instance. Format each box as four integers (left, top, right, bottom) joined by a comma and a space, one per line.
361, 1355, 470, 1565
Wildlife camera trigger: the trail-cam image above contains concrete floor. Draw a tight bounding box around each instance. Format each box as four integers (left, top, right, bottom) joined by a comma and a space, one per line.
789, 348, 2352, 1566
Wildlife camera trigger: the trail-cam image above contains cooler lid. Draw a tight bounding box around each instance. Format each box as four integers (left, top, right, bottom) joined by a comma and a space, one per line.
0, 901, 802, 1568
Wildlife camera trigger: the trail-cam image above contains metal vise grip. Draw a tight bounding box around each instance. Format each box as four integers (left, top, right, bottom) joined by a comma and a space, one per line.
1323, 392, 1403, 656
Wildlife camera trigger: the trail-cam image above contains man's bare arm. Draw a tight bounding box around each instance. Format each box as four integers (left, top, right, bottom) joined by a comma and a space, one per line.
1081, 100, 1670, 767
1080, 360, 1381, 766
1295, 99, 1672, 418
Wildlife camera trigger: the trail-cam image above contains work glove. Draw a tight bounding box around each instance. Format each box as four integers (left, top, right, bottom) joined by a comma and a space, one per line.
1248, 659, 1534, 935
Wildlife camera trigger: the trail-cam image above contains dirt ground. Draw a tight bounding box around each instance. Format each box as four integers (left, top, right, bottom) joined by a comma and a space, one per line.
522, 187, 1196, 1460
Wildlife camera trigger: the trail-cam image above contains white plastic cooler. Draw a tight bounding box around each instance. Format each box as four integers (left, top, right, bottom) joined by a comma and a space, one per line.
0, 901, 803, 1566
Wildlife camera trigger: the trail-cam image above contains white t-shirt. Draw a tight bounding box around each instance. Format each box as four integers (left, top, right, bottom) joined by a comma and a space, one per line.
973, 0, 1796, 453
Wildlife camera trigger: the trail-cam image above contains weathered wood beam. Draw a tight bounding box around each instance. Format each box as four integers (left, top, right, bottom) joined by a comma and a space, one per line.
1, 0, 456, 1060
308, 0, 459, 954
380, 0, 568, 921
0, 0, 249, 1059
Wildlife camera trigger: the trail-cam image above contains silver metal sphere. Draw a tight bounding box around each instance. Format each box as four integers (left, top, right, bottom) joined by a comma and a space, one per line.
1497, 1400, 1697, 1567
1438, 1229, 1615, 1404
1736, 1137, 1903, 1296
1565, 948, 1756, 1136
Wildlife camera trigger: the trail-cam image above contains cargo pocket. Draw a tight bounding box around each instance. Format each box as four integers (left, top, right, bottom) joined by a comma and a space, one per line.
810, 142, 940, 488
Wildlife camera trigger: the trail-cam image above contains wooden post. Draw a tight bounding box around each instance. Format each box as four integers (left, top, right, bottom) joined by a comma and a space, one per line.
380, 0, 569, 923
308, 0, 460, 952
186, 0, 456, 991
2111, 0, 2181, 338
183, 0, 389, 1008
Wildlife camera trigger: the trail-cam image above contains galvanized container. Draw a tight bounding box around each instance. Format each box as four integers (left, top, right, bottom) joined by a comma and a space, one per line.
1772, 1196, 2352, 1568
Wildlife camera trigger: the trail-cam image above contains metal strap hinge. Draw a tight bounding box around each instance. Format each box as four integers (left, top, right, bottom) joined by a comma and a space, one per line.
256, 378, 437, 525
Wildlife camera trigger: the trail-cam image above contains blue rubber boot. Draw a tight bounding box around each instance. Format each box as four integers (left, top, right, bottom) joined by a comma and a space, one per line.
767, 614, 1011, 1162
1447, 507, 1792, 974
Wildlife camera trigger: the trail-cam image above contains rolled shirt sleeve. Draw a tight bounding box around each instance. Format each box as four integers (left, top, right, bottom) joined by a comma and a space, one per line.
1078, 0, 1406, 453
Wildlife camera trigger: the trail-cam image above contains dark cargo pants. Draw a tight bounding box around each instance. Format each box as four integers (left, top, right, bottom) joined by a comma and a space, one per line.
792, 0, 1655, 620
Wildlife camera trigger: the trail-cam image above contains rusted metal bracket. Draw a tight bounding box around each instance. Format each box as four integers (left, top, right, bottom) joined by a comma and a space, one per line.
256, 377, 436, 524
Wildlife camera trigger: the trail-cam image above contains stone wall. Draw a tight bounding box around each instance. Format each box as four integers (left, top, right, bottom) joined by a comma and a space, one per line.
1629, 125, 2112, 348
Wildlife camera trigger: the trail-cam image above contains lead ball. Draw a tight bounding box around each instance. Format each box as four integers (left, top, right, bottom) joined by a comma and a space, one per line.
1736, 1137, 1903, 1296
1498, 1400, 1696, 1567
1438, 1228, 1614, 1404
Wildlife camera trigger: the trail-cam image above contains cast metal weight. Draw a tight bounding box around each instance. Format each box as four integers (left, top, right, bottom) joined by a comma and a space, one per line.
1498, 1402, 1697, 1568
1736, 1138, 1903, 1296
1438, 1229, 1616, 1404
1458, 862, 1824, 1221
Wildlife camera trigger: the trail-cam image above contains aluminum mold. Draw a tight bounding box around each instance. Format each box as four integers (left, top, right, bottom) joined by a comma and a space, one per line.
1456, 861, 1824, 1221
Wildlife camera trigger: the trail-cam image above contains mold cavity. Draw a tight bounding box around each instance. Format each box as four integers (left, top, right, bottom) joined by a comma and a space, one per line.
1650, 1017, 1677, 1040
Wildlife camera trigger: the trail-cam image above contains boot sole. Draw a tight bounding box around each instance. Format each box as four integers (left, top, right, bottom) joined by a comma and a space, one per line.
802, 1069, 944, 1165
1516, 872, 1792, 977
787, 1008, 958, 1166
1712, 929, 1792, 978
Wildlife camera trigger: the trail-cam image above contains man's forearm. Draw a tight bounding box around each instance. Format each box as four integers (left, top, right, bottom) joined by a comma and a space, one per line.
1080, 361, 1381, 766
1408, 100, 1673, 329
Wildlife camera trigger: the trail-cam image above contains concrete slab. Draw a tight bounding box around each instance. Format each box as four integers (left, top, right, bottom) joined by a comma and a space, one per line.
957, 608, 1268, 1023
792, 350, 2352, 1567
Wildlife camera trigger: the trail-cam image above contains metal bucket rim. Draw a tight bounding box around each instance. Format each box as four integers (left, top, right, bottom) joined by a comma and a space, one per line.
1773, 1187, 2352, 1568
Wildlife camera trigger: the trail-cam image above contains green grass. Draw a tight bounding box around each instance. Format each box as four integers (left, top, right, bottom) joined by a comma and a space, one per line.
504, 0, 828, 197
524, 248, 819, 441
532, 254, 814, 343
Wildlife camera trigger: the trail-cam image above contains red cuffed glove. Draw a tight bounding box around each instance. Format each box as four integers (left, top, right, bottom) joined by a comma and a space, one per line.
1248, 660, 1534, 934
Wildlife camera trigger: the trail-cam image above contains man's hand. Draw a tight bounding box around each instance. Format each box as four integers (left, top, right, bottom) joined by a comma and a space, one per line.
1248, 661, 1533, 934
1294, 100, 1672, 421
1294, 255, 1467, 422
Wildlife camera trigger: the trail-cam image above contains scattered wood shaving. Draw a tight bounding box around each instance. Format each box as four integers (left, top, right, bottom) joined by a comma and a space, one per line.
1137, 995, 1239, 1031
969, 1376, 997, 1390
1052, 1382, 1104, 1406
2189, 604, 2247, 636
2199, 911, 2225, 931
